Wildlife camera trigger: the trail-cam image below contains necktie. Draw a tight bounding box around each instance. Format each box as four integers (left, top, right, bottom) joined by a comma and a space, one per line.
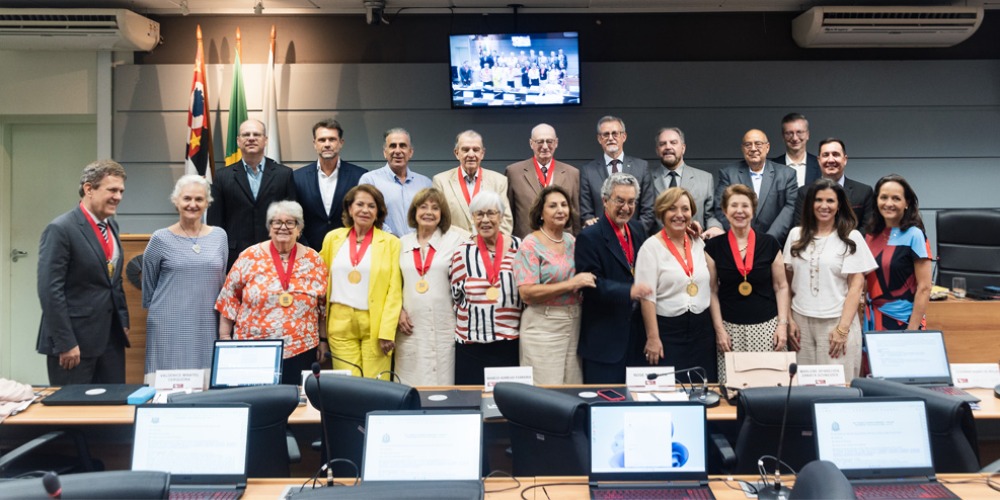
541, 166, 548, 177
97, 221, 109, 243
610, 159, 621, 174
668, 171, 678, 188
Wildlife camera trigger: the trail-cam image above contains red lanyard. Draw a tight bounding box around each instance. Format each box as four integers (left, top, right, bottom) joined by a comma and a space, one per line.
475, 234, 504, 285
605, 213, 633, 266
727, 229, 756, 279
349, 227, 374, 267
412, 245, 436, 277
660, 230, 693, 278
533, 157, 555, 187
269, 242, 297, 291
79, 203, 113, 262
458, 167, 482, 206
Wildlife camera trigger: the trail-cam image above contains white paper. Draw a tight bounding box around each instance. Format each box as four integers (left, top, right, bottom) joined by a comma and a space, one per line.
153, 369, 207, 391
626, 366, 676, 392
483, 366, 533, 392
950, 363, 1000, 389
795, 364, 845, 386
654, 392, 690, 402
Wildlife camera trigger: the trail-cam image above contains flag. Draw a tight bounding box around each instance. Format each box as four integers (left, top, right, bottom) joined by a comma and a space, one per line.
263, 25, 281, 163
225, 27, 248, 166
184, 24, 213, 181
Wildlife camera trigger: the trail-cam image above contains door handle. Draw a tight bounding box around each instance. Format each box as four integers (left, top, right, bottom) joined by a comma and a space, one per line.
10, 248, 28, 262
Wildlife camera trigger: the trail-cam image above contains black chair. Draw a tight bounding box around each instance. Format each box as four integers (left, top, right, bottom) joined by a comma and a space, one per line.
850, 378, 980, 472
492, 382, 589, 476
788, 460, 856, 500
169, 384, 300, 477
0, 428, 102, 477
304, 375, 420, 477
936, 209, 1000, 290
731, 386, 862, 474
0, 470, 169, 499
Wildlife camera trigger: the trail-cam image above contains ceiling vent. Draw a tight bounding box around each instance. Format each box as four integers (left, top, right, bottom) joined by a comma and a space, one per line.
792, 6, 984, 48
0, 8, 160, 51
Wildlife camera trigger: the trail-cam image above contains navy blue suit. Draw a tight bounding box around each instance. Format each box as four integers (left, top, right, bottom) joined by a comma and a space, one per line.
293, 160, 367, 251
575, 215, 647, 383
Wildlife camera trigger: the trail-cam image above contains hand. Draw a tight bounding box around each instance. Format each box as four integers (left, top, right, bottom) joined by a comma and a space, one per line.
630, 283, 653, 301
716, 331, 732, 352
773, 324, 788, 351
397, 309, 414, 336
644, 338, 664, 365
702, 227, 725, 240
378, 339, 395, 355
686, 221, 703, 239
59, 346, 81, 370
788, 321, 801, 351
572, 272, 597, 290
585, 217, 599, 226
828, 330, 847, 358
123, 327, 130, 337
316, 342, 330, 363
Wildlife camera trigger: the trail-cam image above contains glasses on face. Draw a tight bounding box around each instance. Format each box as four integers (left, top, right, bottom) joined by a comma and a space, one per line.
611, 197, 637, 207
600, 131, 624, 139
783, 130, 807, 138
473, 210, 500, 220
240, 132, 264, 138
742, 141, 768, 150
270, 220, 298, 229
532, 139, 556, 147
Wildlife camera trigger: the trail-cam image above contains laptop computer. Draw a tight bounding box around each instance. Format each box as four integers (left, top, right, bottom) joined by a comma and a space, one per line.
812, 398, 958, 500
209, 339, 283, 389
42, 383, 146, 406
864, 330, 980, 403
131, 403, 251, 500
588, 401, 715, 499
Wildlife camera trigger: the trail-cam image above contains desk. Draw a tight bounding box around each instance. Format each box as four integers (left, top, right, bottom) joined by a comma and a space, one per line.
926, 297, 1000, 363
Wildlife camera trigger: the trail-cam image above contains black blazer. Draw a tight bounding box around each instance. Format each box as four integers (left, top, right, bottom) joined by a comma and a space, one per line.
293, 160, 367, 251
772, 152, 822, 187
578, 155, 656, 233
207, 158, 297, 265
793, 177, 874, 233
36, 208, 129, 357
575, 216, 647, 364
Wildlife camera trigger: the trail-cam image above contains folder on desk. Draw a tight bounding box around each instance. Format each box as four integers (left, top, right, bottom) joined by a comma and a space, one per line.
42, 384, 146, 406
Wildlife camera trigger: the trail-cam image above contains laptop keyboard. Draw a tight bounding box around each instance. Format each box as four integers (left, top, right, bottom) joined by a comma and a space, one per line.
169, 490, 242, 500
853, 483, 956, 499
927, 386, 970, 398
592, 487, 714, 499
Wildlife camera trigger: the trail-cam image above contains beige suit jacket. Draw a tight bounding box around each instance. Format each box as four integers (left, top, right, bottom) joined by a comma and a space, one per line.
432, 166, 514, 236
504, 158, 581, 238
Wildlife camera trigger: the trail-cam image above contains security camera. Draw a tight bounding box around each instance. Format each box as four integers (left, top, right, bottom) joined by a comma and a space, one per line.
364, 0, 385, 25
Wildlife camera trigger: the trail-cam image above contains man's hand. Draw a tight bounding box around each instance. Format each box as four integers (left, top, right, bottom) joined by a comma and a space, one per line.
59, 346, 81, 370
702, 227, 725, 240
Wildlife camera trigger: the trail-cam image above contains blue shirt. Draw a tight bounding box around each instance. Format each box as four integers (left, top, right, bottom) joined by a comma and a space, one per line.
243, 160, 264, 199
358, 165, 432, 237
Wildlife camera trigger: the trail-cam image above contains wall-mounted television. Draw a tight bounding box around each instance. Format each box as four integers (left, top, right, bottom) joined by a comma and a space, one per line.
448, 32, 581, 109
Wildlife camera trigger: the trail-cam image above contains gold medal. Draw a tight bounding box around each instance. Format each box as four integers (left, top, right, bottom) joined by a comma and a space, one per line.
279, 292, 293, 307
415, 279, 429, 294
738, 281, 753, 297
485, 286, 500, 301
686, 282, 699, 297
107, 261, 114, 278
348, 269, 362, 284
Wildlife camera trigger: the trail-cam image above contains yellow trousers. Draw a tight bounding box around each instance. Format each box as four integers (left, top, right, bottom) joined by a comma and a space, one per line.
327, 302, 392, 379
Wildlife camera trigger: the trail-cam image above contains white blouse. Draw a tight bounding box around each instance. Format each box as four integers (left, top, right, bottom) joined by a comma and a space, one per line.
783, 228, 877, 318
635, 234, 711, 317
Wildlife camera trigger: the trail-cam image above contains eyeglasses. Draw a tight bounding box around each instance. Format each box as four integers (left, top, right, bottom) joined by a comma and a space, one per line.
532, 139, 556, 146
611, 197, 637, 207
473, 210, 500, 220
782, 131, 807, 138
741, 141, 768, 150
239, 132, 264, 138
270, 220, 298, 229
599, 131, 624, 139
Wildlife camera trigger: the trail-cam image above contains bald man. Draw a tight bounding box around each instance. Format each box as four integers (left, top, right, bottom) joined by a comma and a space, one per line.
505, 123, 581, 238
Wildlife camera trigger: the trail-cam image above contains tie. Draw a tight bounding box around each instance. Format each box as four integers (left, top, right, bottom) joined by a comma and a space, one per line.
541, 166, 548, 177
610, 159, 621, 174
668, 171, 678, 188
97, 221, 109, 243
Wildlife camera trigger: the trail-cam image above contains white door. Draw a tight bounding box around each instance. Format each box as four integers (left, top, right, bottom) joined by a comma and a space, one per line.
5, 121, 96, 384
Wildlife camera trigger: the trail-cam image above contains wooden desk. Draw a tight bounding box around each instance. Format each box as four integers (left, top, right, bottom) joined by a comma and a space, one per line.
926, 297, 1000, 363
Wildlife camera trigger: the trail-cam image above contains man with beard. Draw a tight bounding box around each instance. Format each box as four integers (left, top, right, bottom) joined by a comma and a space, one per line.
649, 127, 723, 237
579, 116, 654, 233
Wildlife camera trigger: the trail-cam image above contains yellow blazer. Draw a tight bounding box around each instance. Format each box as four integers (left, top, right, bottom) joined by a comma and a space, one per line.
319, 226, 402, 343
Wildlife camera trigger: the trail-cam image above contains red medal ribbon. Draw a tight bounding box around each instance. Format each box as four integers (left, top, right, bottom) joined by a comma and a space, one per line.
605, 212, 634, 267
269, 242, 298, 291
475, 233, 505, 286
458, 166, 482, 206
411, 245, 436, 278
660, 230, 694, 278
349, 227, 374, 268
79, 202, 113, 263
532, 157, 555, 187
727, 229, 756, 280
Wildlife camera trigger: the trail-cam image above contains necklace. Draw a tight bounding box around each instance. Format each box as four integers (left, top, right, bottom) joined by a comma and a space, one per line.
179, 223, 202, 254
539, 227, 564, 244
808, 235, 829, 296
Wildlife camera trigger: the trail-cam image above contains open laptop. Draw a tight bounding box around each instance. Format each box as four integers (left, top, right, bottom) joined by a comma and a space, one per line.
588, 401, 715, 499
865, 330, 980, 403
131, 403, 250, 500
42, 383, 146, 406
209, 339, 283, 389
813, 398, 958, 500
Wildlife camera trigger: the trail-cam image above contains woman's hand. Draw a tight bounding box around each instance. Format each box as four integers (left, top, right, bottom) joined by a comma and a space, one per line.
788, 320, 801, 351
644, 337, 664, 365
397, 309, 414, 336
317, 341, 330, 363
378, 339, 395, 355
716, 330, 732, 353
572, 272, 597, 291
630, 283, 653, 301
828, 329, 847, 359
773, 323, 788, 351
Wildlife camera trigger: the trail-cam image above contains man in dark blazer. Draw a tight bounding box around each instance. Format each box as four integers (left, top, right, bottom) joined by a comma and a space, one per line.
714, 129, 799, 245
771, 112, 821, 188
505, 123, 580, 238
793, 138, 874, 232
576, 173, 651, 383
293, 119, 366, 251
208, 119, 297, 269
579, 116, 655, 233
37, 160, 130, 385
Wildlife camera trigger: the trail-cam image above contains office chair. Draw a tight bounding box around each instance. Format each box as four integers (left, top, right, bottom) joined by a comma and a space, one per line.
788, 460, 856, 500
0, 428, 101, 478
492, 382, 589, 476
730, 386, 862, 474
169, 384, 300, 477
0, 470, 169, 499
850, 378, 980, 472
304, 375, 420, 477
936, 209, 1000, 290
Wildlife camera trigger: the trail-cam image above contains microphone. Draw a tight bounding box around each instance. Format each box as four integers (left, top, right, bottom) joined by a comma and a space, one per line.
311, 362, 335, 487
646, 367, 720, 407
758, 362, 797, 500
327, 353, 364, 378
42, 471, 61, 499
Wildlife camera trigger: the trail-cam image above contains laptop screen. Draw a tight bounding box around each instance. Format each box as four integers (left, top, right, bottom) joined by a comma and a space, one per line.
362, 410, 483, 482
132, 404, 250, 477
865, 330, 951, 384
589, 402, 708, 482
813, 398, 935, 479
210, 339, 284, 388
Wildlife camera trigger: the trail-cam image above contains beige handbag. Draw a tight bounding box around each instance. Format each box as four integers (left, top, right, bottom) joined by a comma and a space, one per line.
723, 351, 797, 400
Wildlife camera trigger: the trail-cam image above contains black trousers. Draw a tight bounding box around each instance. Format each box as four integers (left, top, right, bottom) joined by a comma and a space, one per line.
454, 339, 519, 386
47, 334, 125, 385
655, 310, 718, 383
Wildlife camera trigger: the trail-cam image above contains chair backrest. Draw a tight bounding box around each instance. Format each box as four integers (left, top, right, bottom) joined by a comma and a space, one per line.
788, 460, 856, 500
733, 386, 862, 474
935, 209, 1000, 290
849, 378, 980, 472
168, 384, 299, 477
493, 382, 589, 476
304, 375, 420, 477
0, 471, 169, 499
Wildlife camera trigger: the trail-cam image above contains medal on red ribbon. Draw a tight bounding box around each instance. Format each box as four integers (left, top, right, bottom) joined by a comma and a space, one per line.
476, 234, 505, 302
411, 245, 436, 294
660, 230, 698, 296
605, 213, 634, 273
348, 227, 373, 284
79, 203, 115, 278
728, 229, 756, 296
533, 157, 555, 187
269, 242, 298, 307
458, 166, 482, 206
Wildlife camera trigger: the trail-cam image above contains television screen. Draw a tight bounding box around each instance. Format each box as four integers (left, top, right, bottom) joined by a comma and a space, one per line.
448, 32, 581, 108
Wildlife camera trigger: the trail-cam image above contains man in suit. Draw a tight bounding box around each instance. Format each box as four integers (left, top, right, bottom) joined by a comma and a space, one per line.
575, 173, 652, 383
771, 112, 821, 188
793, 138, 874, 232
432, 130, 513, 235
714, 129, 799, 245
208, 119, 297, 269
359, 128, 432, 237
650, 127, 724, 238
579, 115, 655, 233
37, 160, 130, 385
293, 118, 366, 251
505, 123, 581, 238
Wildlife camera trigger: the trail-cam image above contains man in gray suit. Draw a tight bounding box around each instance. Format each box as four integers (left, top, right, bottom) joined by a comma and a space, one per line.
649, 127, 724, 237
714, 129, 799, 245
37, 160, 130, 385
579, 116, 655, 233
792, 138, 874, 232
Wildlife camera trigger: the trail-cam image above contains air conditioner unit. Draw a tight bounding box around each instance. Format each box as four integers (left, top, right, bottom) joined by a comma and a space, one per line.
792, 6, 984, 48
0, 8, 159, 51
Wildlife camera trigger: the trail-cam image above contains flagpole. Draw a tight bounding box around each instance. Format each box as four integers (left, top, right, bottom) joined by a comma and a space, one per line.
198, 24, 215, 180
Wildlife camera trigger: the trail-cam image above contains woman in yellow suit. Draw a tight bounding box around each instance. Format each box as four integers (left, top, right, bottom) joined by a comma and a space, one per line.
319, 184, 402, 379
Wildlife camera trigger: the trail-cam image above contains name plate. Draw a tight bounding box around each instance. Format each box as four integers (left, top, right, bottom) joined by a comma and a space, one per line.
626, 366, 675, 392
300, 369, 352, 396
154, 369, 207, 392
950, 363, 1000, 389
795, 365, 845, 386
483, 366, 533, 392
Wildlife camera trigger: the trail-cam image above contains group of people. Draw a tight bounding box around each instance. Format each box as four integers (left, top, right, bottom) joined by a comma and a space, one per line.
458, 46, 571, 91
36, 113, 932, 389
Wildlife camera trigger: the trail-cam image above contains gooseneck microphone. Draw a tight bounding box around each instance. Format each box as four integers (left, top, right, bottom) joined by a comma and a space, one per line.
758, 362, 797, 500
646, 366, 720, 407
327, 353, 364, 379
311, 362, 335, 487
42, 471, 61, 499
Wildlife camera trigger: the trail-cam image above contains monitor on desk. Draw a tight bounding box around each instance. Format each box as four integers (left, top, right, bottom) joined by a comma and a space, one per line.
210, 339, 283, 389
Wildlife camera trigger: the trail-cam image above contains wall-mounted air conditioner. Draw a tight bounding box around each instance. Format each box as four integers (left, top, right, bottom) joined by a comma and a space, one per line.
792, 6, 984, 48
0, 8, 160, 51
